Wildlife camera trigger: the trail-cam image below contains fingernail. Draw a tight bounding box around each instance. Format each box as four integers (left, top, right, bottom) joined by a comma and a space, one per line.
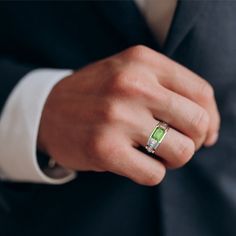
205, 132, 219, 147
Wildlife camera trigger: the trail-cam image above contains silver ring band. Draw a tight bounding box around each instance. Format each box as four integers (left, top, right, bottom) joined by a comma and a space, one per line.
145, 121, 169, 154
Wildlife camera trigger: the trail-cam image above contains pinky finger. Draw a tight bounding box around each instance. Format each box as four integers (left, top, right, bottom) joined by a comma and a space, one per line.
105, 145, 166, 186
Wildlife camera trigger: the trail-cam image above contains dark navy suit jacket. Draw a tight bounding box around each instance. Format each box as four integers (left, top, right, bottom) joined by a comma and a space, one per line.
0, 1, 236, 236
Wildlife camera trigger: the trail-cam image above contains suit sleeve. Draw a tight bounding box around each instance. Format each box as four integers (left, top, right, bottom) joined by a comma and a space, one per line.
0, 58, 76, 184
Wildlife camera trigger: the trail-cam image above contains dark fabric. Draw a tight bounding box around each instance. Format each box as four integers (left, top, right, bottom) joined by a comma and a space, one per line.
0, 1, 236, 236
161, 2, 236, 235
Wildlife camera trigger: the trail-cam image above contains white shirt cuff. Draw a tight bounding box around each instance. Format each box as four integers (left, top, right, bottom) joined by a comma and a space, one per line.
0, 69, 77, 184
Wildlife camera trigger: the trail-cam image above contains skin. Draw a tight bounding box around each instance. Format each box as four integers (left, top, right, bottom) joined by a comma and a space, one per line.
38, 45, 220, 186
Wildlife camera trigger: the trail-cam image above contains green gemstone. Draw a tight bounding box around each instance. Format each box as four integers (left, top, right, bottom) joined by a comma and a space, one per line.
151, 127, 165, 142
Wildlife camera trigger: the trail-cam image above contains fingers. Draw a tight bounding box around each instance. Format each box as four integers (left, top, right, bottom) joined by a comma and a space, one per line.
95, 139, 166, 186
111, 147, 166, 186
157, 61, 220, 146
134, 117, 195, 169
86, 126, 166, 186
147, 86, 210, 149
120, 45, 220, 146
156, 128, 195, 168
202, 100, 220, 146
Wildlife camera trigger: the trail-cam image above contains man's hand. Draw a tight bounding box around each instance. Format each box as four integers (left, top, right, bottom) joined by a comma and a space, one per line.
38, 45, 220, 186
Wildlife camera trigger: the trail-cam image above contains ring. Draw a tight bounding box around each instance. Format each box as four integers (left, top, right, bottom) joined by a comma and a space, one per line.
145, 121, 169, 154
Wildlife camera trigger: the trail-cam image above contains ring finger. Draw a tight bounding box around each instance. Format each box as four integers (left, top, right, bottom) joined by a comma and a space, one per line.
134, 117, 195, 169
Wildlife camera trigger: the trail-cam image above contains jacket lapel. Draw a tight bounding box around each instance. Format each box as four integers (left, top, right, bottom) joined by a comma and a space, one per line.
163, 0, 206, 56
94, 0, 160, 50
95, 0, 206, 56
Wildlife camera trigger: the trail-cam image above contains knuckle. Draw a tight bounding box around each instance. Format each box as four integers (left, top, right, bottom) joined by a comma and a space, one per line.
175, 139, 195, 168
87, 133, 119, 166
124, 45, 149, 61
141, 87, 158, 101
190, 109, 209, 138
87, 135, 111, 166
111, 70, 147, 98
111, 70, 131, 93
198, 80, 214, 102
87, 135, 106, 161
162, 92, 175, 112
127, 81, 153, 99
141, 166, 166, 186
104, 102, 119, 122
98, 101, 121, 123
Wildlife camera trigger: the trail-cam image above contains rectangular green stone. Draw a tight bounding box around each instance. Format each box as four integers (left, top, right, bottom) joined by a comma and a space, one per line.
151, 127, 165, 142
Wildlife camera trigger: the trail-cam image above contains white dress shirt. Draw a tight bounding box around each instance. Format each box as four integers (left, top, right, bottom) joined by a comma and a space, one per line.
0, 0, 177, 184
